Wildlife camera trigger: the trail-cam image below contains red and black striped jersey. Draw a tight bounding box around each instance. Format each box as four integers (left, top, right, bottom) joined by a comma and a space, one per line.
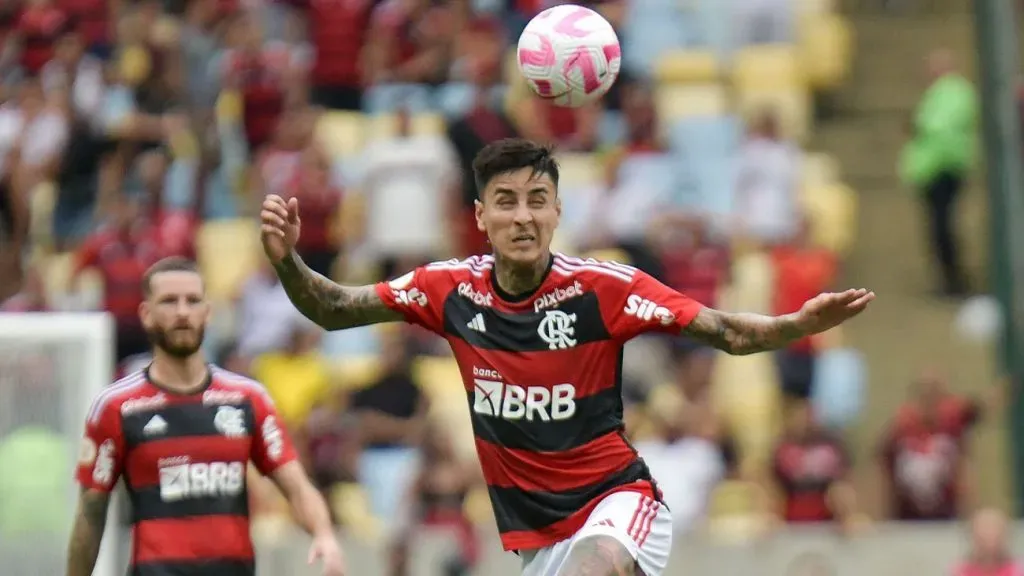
374, 253, 703, 551
74, 366, 298, 576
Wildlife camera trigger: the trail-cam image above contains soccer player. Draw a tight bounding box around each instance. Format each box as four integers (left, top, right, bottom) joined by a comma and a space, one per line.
66, 257, 345, 576
260, 138, 874, 576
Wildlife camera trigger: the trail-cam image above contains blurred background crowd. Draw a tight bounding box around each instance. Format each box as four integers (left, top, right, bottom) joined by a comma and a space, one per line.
0, 0, 1020, 573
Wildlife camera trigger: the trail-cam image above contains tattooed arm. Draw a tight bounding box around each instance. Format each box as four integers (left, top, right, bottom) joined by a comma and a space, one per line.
272, 251, 402, 330
683, 308, 806, 356
682, 288, 875, 355
66, 488, 111, 576
559, 536, 638, 576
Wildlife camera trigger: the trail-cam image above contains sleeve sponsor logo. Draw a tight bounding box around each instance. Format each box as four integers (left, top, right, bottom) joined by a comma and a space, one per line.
623, 294, 675, 326
262, 415, 284, 461
92, 439, 116, 486
202, 390, 246, 405
393, 287, 428, 307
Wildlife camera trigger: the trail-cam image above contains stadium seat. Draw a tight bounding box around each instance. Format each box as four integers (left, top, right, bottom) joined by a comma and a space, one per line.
796, 0, 836, 16
801, 152, 840, 189
800, 182, 858, 256
315, 112, 365, 159
705, 480, 770, 544
557, 153, 602, 189
668, 115, 742, 161
362, 83, 435, 114
654, 50, 720, 84
195, 219, 260, 303
732, 44, 805, 92
623, 1, 693, 75
655, 84, 728, 124
364, 113, 446, 143
412, 356, 464, 402
329, 355, 382, 391
736, 88, 811, 143
799, 13, 853, 91
28, 181, 55, 251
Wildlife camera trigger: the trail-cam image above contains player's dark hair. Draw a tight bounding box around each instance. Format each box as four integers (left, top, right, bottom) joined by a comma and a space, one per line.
142, 257, 201, 297
472, 138, 560, 197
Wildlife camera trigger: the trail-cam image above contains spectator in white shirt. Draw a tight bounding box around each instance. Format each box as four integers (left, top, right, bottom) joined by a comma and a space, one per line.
355, 108, 457, 277
41, 27, 106, 127
634, 388, 729, 534
734, 109, 800, 246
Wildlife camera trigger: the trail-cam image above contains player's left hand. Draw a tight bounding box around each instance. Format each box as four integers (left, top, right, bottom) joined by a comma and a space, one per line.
795, 289, 875, 335
308, 533, 345, 576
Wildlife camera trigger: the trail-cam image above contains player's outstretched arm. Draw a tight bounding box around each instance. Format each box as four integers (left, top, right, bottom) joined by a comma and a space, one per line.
261, 193, 400, 330
65, 488, 111, 576
273, 250, 401, 330
683, 288, 875, 355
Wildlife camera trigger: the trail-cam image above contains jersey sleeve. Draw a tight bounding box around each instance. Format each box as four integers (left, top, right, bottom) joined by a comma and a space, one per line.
75, 397, 125, 493
249, 391, 298, 476
373, 264, 456, 335
601, 268, 704, 341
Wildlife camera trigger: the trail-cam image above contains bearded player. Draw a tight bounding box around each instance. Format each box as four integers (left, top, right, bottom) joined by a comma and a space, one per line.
260, 138, 874, 576
66, 257, 345, 576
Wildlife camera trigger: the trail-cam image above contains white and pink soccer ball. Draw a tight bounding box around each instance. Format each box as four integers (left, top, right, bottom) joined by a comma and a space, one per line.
516, 4, 622, 108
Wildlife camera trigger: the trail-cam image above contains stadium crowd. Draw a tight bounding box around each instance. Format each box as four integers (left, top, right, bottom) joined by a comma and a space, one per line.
0, 0, 1000, 573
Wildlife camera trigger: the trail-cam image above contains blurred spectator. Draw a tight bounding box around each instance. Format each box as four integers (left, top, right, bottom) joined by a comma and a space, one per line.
899, 49, 977, 297
14, 0, 70, 76
878, 370, 992, 520
363, 0, 453, 87
651, 215, 729, 399
285, 143, 343, 278
251, 323, 330, 431
234, 259, 305, 360
579, 82, 667, 277
446, 28, 519, 257
0, 76, 69, 255
771, 217, 838, 401
634, 389, 729, 534
249, 105, 316, 203
302, 0, 373, 111
391, 421, 479, 576
304, 395, 361, 521
350, 328, 428, 530
953, 509, 1023, 576
735, 108, 800, 246
70, 195, 167, 361
356, 108, 457, 278
220, 11, 309, 155
41, 26, 104, 124
771, 402, 859, 529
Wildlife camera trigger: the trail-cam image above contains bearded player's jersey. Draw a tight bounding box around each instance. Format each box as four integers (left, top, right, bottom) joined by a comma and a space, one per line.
75, 366, 298, 576
374, 253, 704, 550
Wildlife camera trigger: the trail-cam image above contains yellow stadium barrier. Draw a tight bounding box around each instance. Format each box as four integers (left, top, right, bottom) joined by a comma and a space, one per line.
655, 50, 721, 84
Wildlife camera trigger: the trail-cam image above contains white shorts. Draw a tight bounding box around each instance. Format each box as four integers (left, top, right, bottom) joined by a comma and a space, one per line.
520, 491, 673, 576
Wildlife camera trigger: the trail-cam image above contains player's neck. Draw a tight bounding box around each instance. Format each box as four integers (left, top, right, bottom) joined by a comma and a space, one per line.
148, 351, 210, 394
493, 251, 551, 297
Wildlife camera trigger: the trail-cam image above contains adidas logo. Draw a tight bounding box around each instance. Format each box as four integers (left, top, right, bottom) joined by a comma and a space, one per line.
467, 313, 486, 333
143, 415, 167, 436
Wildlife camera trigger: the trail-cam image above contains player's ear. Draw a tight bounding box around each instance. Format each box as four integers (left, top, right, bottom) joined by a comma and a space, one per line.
138, 300, 152, 330
554, 195, 562, 219
474, 199, 486, 233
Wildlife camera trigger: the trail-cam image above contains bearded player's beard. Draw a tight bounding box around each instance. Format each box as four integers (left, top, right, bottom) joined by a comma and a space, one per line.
147, 324, 206, 358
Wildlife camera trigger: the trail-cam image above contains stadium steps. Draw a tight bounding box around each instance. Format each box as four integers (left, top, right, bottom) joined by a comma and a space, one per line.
810, 4, 1010, 515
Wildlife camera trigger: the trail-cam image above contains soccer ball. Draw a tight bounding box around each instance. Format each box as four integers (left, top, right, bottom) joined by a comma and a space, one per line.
516, 4, 622, 108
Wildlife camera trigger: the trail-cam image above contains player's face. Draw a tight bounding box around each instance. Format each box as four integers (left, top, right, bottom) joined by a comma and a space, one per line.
140, 271, 210, 358
476, 167, 561, 266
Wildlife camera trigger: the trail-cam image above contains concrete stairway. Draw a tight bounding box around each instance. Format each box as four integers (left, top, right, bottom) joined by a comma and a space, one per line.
813, 3, 1009, 513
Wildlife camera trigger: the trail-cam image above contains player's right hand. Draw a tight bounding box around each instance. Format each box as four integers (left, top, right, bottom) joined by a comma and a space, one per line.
308, 533, 345, 576
261, 194, 301, 263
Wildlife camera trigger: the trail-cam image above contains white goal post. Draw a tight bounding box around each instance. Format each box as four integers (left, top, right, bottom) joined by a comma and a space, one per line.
0, 312, 119, 576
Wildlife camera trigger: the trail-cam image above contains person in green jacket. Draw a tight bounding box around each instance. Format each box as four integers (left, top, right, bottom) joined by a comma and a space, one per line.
899, 49, 977, 296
